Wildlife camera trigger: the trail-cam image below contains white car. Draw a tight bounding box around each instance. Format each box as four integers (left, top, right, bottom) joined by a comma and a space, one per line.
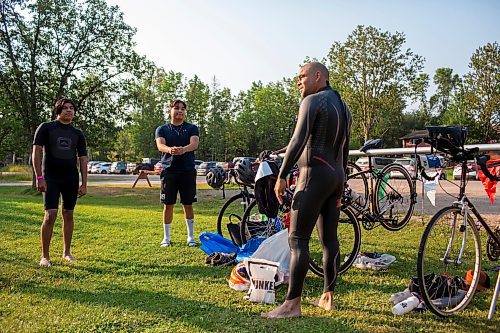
91, 162, 112, 174
453, 161, 478, 180
355, 156, 395, 171
391, 158, 415, 178
87, 161, 104, 173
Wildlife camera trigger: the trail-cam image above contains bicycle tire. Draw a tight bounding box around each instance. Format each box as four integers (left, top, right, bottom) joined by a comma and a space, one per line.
417, 206, 481, 317
216, 192, 254, 238
240, 200, 285, 244
308, 207, 361, 277
346, 162, 369, 211
373, 163, 415, 231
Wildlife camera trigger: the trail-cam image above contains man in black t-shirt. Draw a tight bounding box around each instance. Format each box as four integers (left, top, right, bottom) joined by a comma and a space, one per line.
32, 98, 88, 267
155, 99, 200, 248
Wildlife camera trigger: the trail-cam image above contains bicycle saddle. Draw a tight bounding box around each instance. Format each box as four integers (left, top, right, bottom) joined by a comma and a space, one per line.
359, 139, 382, 153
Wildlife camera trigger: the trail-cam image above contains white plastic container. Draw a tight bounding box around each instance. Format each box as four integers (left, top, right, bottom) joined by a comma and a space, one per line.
392, 295, 420, 315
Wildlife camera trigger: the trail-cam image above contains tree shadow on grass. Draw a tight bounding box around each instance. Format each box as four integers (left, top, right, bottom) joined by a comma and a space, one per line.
20, 283, 356, 333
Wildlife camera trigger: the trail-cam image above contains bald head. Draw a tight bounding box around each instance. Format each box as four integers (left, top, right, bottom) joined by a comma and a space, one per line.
306, 62, 329, 82
297, 62, 329, 97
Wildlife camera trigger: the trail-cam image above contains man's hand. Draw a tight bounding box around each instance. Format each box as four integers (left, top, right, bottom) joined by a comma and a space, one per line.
37, 179, 47, 192
78, 184, 87, 197
170, 146, 185, 155
274, 178, 286, 205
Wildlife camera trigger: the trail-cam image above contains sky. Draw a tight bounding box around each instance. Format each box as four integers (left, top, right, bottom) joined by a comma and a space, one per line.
106, 0, 499, 94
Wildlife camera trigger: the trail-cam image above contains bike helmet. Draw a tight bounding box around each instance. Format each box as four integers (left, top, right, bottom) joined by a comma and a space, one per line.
206, 167, 225, 189
235, 158, 256, 185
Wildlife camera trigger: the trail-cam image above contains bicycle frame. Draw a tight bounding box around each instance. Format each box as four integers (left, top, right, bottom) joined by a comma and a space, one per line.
347, 160, 406, 225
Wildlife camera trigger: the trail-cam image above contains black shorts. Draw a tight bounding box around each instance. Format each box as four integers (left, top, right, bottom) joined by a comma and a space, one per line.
160, 170, 197, 205
44, 179, 79, 210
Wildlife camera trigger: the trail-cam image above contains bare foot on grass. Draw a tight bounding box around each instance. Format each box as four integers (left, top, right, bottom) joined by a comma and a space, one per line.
39, 257, 52, 267
63, 254, 76, 262
310, 291, 335, 311
261, 298, 302, 319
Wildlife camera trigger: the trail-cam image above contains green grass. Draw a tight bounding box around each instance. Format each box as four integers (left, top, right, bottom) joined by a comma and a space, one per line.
0, 185, 498, 332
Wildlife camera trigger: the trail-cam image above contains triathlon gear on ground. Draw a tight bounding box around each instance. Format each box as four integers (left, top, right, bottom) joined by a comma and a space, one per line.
279, 86, 352, 300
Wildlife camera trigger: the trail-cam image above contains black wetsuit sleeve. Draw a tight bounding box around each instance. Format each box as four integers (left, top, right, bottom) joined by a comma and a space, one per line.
278, 96, 317, 179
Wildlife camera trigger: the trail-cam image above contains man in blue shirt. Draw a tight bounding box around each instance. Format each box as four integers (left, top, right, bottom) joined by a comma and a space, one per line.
155, 99, 200, 247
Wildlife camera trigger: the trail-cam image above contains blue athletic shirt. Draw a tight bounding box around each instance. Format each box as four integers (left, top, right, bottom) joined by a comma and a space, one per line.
155, 121, 200, 172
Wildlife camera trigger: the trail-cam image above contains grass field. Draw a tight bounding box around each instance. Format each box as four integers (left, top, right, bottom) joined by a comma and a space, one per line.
0, 185, 498, 332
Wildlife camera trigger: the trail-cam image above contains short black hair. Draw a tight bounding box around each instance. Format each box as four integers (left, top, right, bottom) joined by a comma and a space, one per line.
169, 99, 187, 109
54, 98, 77, 115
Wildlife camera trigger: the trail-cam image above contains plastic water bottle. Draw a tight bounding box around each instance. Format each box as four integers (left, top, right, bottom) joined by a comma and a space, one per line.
389, 288, 412, 304
392, 295, 420, 315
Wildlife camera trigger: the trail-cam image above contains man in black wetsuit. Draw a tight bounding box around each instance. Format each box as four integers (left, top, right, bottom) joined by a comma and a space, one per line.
155, 99, 200, 248
32, 98, 88, 267
262, 62, 352, 318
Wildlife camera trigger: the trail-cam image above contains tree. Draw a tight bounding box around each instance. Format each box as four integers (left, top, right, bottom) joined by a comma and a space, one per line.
0, 0, 138, 162
326, 25, 424, 146
461, 42, 499, 143
429, 68, 461, 119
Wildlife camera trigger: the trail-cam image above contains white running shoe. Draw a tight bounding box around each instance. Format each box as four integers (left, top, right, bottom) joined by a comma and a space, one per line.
187, 238, 198, 247
160, 239, 171, 247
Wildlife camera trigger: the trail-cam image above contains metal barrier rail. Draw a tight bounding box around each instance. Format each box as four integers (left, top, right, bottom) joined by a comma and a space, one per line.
348, 143, 500, 157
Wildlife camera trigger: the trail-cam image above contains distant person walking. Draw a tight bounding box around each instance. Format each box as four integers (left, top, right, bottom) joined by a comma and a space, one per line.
155, 99, 200, 247
262, 62, 352, 318
32, 98, 88, 267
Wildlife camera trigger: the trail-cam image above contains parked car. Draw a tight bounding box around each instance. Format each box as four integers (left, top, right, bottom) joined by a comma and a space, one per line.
194, 159, 204, 169
391, 158, 415, 178
197, 161, 218, 176
453, 161, 478, 180
91, 162, 112, 174
87, 161, 105, 173
110, 161, 128, 174
391, 156, 446, 179
355, 157, 395, 171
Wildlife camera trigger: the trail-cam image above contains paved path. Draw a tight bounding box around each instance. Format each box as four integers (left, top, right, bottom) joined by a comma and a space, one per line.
0, 174, 207, 186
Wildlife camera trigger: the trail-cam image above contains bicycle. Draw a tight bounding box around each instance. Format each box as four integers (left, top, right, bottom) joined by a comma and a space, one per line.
416, 125, 500, 317
215, 167, 255, 244
239, 156, 362, 277
345, 139, 416, 231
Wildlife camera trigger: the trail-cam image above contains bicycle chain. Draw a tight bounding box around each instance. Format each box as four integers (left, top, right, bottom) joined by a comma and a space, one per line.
486, 227, 500, 261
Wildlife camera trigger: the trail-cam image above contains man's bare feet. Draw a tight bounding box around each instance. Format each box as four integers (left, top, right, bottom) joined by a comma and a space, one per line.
63, 254, 76, 262
261, 298, 302, 319
311, 291, 335, 311
39, 257, 52, 267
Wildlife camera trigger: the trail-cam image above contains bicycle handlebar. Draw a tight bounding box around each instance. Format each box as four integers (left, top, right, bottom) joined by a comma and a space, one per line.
477, 154, 500, 182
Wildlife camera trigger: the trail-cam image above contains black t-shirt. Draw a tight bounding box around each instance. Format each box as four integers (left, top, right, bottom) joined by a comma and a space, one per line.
33, 120, 87, 181
155, 121, 199, 172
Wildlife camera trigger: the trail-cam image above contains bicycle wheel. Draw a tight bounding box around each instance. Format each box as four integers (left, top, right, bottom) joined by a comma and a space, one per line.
240, 200, 285, 244
216, 192, 254, 238
346, 162, 369, 210
308, 207, 361, 277
373, 163, 415, 231
417, 206, 481, 316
